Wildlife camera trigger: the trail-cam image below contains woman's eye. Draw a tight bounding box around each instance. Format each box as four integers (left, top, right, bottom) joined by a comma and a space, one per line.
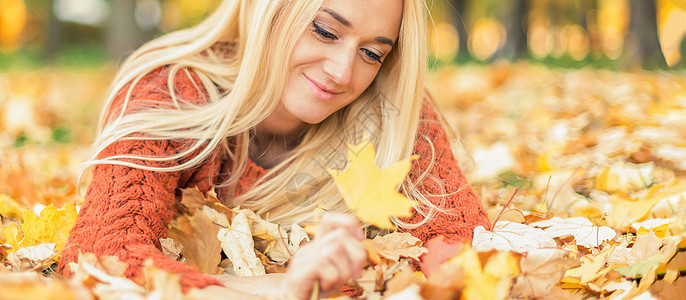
362, 49, 383, 64
312, 21, 337, 41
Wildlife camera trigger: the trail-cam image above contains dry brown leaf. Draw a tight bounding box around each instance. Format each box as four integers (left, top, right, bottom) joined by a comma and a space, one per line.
649, 276, 686, 299
608, 232, 661, 265
420, 261, 465, 300
5, 243, 55, 272
143, 262, 183, 300
511, 248, 576, 299
0, 272, 89, 300
160, 238, 184, 261
167, 206, 223, 275
365, 232, 427, 264
419, 235, 464, 277
384, 265, 423, 297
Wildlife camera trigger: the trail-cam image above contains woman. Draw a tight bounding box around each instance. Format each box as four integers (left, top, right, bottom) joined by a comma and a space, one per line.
57, 0, 490, 298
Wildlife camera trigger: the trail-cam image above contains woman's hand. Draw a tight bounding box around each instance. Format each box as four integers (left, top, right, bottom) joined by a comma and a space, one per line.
279, 212, 368, 299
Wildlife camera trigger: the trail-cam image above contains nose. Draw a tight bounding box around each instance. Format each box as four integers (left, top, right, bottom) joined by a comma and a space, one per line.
322, 45, 355, 86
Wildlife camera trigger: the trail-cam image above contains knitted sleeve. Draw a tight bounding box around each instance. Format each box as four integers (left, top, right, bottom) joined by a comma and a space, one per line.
56, 66, 222, 291
400, 100, 491, 244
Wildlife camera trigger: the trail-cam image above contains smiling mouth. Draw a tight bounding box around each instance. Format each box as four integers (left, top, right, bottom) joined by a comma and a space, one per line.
303, 74, 339, 101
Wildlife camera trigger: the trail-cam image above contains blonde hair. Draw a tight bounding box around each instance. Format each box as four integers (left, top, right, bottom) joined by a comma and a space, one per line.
85, 0, 444, 228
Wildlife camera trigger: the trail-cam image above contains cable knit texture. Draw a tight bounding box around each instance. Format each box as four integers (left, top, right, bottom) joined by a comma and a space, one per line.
57, 66, 490, 294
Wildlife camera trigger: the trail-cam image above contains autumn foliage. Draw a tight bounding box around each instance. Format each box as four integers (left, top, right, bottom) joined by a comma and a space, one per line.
1, 63, 686, 299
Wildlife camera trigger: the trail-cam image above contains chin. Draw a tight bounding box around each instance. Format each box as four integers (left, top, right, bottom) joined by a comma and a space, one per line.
298, 112, 330, 124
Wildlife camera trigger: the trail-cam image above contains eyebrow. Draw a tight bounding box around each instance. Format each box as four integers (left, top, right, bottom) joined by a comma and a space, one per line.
321, 8, 395, 47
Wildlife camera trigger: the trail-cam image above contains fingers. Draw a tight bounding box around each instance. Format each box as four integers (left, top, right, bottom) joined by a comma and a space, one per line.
283, 225, 368, 299
318, 212, 364, 240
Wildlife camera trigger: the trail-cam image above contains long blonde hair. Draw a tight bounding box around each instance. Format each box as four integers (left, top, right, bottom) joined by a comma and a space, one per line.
85, 0, 442, 228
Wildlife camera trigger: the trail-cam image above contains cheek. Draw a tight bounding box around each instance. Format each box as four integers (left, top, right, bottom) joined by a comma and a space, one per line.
349, 66, 380, 98
288, 35, 321, 70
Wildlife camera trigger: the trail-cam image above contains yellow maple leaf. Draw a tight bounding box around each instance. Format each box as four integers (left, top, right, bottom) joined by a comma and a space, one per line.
327, 138, 417, 229
448, 244, 520, 300
0, 194, 23, 219
18, 204, 78, 254
561, 245, 617, 287
0, 223, 22, 250
606, 180, 686, 228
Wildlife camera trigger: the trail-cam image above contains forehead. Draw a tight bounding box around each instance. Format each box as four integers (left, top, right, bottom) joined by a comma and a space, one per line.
320, 0, 403, 40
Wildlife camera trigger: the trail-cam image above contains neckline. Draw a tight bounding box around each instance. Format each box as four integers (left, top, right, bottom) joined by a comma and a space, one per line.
245, 155, 269, 173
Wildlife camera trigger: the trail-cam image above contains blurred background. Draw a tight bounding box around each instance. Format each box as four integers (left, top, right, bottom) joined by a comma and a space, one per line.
1, 0, 685, 69
1, 0, 685, 210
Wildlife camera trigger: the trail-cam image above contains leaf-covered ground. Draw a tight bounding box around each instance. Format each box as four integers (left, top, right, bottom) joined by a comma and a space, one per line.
1, 63, 686, 299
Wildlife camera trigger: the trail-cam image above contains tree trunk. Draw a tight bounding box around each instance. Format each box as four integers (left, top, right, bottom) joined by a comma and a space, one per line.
578, 0, 602, 57
448, 0, 471, 61
493, 0, 529, 61
44, 0, 62, 60
105, 0, 147, 61
626, 0, 667, 69
680, 35, 686, 68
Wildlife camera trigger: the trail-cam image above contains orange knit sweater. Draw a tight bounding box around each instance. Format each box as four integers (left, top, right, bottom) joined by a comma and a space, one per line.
56, 66, 490, 292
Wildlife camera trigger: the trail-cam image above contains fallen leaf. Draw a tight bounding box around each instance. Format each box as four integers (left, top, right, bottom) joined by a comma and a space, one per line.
327, 137, 416, 229
16, 204, 77, 254
385, 283, 422, 300
561, 245, 616, 286
217, 212, 265, 276
530, 216, 617, 248
0, 272, 87, 300
233, 208, 309, 264
74, 253, 128, 278
419, 235, 464, 277
448, 245, 520, 300
364, 232, 427, 264
649, 275, 686, 299
608, 231, 661, 265
511, 248, 575, 298
69, 257, 147, 299
472, 221, 556, 253
167, 206, 223, 275
613, 233, 682, 278
143, 262, 183, 300
384, 265, 423, 297
595, 162, 655, 193
5, 243, 55, 272
159, 238, 184, 261
604, 182, 678, 228
420, 261, 464, 300
0, 193, 22, 219
614, 256, 662, 278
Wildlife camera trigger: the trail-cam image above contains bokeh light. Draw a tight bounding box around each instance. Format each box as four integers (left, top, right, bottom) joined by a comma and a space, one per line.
597, 0, 630, 60
430, 22, 459, 61
0, 0, 27, 52
469, 18, 506, 61
657, 0, 686, 67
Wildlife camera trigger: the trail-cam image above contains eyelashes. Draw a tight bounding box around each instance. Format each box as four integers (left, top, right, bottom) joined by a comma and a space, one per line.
312, 21, 338, 41
311, 21, 384, 65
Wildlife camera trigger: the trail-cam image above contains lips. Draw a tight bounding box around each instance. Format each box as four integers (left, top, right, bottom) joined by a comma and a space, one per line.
303, 74, 340, 101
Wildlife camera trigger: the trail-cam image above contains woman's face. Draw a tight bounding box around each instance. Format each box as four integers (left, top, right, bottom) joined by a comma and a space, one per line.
264, 0, 403, 135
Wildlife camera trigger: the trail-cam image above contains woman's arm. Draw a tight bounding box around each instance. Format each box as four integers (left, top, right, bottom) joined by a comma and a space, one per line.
400, 100, 491, 244
57, 138, 223, 291
56, 66, 224, 292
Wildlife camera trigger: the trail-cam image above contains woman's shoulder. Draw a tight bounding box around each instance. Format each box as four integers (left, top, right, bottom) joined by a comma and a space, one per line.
106, 65, 209, 121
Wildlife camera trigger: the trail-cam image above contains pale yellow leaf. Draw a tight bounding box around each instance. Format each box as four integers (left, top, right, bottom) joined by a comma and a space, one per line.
217, 212, 265, 276
472, 221, 556, 253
